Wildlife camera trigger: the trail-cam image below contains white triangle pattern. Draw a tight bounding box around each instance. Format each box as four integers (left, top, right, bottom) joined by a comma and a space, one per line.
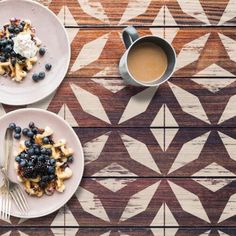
120, 181, 160, 221
191, 78, 236, 93
168, 181, 210, 223
93, 162, 137, 177
121, 133, 161, 174
194, 64, 235, 77
169, 82, 210, 124
71, 84, 111, 124
150, 203, 164, 226
95, 178, 136, 192
176, 0, 210, 24
92, 78, 126, 93
119, 0, 152, 24
71, 33, 109, 72
218, 0, 236, 25
119, 87, 158, 124
76, 187, 110, 222
218, 194, 236, 223
168, 131, 210, 174
218, 131, 236, 161
78, 0, 109, 24
83, 132, 110, 165
193, 178, 235, 192
175, 33, 210, 71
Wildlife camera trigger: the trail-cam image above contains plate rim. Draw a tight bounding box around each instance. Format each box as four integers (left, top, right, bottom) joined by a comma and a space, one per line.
0, 108, 84, 218
0, 0, 71, 106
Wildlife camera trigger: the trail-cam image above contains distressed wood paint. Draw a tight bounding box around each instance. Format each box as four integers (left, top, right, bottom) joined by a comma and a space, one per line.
0, 0, 236, 235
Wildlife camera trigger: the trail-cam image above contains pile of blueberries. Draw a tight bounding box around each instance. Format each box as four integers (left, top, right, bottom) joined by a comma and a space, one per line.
0, 19, 26, 65
9, 122, 58, 189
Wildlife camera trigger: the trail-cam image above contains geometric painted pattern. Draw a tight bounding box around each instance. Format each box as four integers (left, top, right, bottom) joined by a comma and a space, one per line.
1, 0, 236, 235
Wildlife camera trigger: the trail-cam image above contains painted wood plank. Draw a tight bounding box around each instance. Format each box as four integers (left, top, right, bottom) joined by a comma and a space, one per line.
73, 128, 236, 177
63, 0, 236, 26
63, 178, 236, 227
67, 27, 236, 78
0, 177, 235, 227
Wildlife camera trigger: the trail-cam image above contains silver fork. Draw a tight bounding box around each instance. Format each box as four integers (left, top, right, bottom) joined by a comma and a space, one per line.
1, 128, 29, 216
0, 177, 11, 220
1, 169, 29, 214
0, 128, 13, 220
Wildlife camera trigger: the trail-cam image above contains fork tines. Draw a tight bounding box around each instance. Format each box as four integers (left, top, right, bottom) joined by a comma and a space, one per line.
0, 191, 11, 220
10, 185, 29, 214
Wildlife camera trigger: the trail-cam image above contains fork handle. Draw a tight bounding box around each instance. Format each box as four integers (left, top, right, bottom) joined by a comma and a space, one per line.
1, 168, 9, 185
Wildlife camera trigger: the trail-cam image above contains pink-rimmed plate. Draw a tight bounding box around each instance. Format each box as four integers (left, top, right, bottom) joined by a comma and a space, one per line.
0, 0, 70, 105
0, 108, 84, 218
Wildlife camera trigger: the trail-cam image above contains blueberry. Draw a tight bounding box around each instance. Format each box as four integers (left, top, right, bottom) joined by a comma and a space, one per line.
45, 63, 52, 71
39, 181, 46, 188
11, 58, 16, 66
8, 25, 15, 33
14, 133, 21, 140
50, 159, 56, 165
11, 50, 16, 56
7, 39, 14, 46
27, 131, 34, 138
32, 127, 38, 134
32, 144, 40, 149
49, 174, 55, 180
28, 148, 35, 156
47, 166, 55, 174
38, 155, 45, 161
25, 140, 32, 148
42, 175, 49, 182
9, 34, 15, 39
20, 21, 25, 27
20, 160, 26, 167
9, 123, 16, 130
28, 161, 33, 166
0, 39, 7, 47
18, 25, 23, 32
0, 56, 6, 62
22, 128, 29, 136
20, 152, 26, 159
32, 73, 39, 82
68, 156, 74, 163
29, 122, 35, 129
39, 48, 46, 56
34, 148, 41, 155
46, 148, 52, 156
42, 137, 50, 144
15, 156, 21, 163
15, 126, 21, 134
40, 148, 47, 155
14, 27, 20, 34
4, 45, 12, 53
38, 71, 45, 80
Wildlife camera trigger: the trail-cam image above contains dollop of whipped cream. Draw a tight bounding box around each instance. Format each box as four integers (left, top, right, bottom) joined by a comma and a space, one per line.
13, 33, 38, 59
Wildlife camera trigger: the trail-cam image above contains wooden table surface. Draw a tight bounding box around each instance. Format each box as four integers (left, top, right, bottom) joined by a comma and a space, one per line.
1, 0, 236, 235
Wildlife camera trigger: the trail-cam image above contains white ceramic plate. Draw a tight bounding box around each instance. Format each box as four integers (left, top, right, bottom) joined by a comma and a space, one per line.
0, 0, 70, 105
0, 109, 84, 218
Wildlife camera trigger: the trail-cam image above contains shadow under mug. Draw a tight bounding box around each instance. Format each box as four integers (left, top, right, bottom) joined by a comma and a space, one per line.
119, 26, 176, 87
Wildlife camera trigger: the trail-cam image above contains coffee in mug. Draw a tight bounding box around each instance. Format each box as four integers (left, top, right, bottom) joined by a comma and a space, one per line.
127, 42, 168, 83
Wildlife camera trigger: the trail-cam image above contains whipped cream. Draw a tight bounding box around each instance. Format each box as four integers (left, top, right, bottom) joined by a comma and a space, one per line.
13, 33, 38, 58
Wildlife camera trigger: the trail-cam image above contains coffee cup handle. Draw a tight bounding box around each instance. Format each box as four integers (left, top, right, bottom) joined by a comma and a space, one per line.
122, 26, 139, 49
